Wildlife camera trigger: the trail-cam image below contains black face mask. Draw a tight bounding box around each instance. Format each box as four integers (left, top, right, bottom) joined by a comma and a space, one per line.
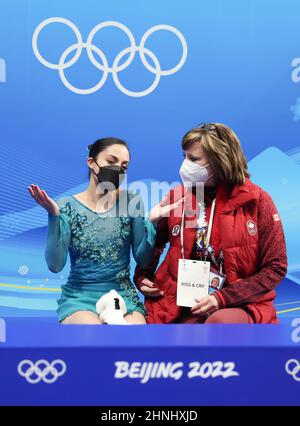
93, 161, 126, 191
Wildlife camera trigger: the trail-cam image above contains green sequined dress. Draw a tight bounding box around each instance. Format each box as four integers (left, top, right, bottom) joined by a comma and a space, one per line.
45, 190, 156, 322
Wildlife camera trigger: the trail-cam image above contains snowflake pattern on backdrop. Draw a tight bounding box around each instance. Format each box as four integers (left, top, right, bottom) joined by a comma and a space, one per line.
18, 265, 29, 276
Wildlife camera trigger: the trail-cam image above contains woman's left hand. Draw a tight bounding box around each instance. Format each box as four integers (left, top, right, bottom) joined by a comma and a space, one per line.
190, 295, 219, 316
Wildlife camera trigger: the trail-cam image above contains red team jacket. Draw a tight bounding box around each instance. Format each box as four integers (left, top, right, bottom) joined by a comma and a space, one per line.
134, 178, 288, 324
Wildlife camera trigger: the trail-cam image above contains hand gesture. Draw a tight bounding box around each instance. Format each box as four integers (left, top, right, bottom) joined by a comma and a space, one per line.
28, 184, 60, 216
149, 195, 184, 224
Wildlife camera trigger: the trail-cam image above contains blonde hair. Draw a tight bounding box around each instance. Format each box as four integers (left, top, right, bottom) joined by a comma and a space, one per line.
182, 123, 250, 186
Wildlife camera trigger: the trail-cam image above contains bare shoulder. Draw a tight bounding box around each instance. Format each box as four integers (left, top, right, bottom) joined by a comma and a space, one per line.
72, 192, 85, 201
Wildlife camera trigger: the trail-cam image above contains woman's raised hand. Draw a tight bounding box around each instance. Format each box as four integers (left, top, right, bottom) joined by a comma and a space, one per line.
28, 184, 60, 216
149, 195, 184, 224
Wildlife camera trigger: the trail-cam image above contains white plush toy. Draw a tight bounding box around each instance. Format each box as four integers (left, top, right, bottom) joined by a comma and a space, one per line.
96, 290, 130, 325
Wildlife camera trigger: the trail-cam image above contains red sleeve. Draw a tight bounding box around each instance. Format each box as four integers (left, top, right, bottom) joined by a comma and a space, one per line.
215, 189, 288, 308
133, 215, 170, 290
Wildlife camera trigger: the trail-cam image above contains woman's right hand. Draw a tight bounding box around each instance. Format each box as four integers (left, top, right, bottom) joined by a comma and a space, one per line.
28, 184, 60, 216
148, 195, 184, 224
139, 278, 164, 298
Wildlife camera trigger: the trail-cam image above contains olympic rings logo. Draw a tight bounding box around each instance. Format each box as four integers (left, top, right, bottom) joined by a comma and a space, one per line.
285, 359, 300, 382
32, 18, 188, 97
17, 359, 67, 384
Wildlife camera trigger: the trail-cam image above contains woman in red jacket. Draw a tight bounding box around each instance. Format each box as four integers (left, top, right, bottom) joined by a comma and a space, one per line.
134, 123, 287, 324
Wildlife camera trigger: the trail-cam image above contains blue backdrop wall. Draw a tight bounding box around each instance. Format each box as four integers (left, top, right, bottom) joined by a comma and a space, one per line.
0, 0, 300, 317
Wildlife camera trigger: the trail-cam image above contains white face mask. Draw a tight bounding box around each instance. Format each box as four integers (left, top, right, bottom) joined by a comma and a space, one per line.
179, 158, 215, 187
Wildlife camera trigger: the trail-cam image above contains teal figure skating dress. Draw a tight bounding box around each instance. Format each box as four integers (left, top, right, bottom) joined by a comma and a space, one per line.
45, 190, 156, 322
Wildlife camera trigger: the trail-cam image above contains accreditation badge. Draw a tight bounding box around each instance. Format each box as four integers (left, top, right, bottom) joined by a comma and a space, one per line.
176, 259, 210, 307
208, 266, 226, 295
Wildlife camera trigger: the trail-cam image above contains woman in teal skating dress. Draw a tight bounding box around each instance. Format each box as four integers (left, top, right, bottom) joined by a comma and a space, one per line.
27, 137, 174, 324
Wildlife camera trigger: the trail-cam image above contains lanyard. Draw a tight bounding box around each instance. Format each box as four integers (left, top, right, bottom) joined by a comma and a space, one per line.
180, 198, 216, 259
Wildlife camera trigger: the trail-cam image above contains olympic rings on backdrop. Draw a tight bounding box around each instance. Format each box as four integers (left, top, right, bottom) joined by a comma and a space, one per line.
285, 359, 300, 382
32, 18, 188, 97
17, 359, 67, 384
